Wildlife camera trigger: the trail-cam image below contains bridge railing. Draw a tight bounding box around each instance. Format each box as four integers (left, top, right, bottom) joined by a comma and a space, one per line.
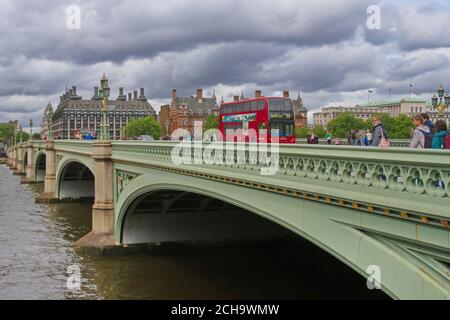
296, 138, 411, 147
53, 140, 93, 155
111, 141, 450, 225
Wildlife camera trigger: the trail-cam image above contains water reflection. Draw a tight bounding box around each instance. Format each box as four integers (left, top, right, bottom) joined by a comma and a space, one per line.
0, 165, 387, 300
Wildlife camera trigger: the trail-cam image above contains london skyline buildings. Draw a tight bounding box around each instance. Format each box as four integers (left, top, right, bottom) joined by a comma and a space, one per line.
0, 0, 449, 128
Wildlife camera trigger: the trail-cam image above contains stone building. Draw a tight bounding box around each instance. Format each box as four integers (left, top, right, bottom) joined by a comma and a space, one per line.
40, 102, 53, 140
51, 75, 156, 140
283, 91, 307, 128
168, 89, 218, 135
313, 98, 428, 127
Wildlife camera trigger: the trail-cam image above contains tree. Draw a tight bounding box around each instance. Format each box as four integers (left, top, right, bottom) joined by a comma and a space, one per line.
203, 114, 219, 132
313, 125, 327, 138
32, 133, 41, 140
0, 124, 15, 145
296, 126, 309, 138
327, 112, 367, 138
124, 116, 161, 140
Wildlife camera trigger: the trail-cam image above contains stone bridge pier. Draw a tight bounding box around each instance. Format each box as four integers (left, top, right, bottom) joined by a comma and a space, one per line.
13, 144, 25, 176
21, 141, 36, 184
75, 141, 116, 252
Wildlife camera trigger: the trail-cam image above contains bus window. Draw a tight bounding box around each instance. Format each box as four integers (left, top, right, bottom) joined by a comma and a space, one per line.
243, 102, 250, 112
269, 98, 293, 112
250, 101, 258, 111
270, 122, 294, 136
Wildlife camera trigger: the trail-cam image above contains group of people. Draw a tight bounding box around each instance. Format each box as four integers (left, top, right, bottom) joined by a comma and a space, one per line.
347, 129, 373, 146
368, 113, 449, 149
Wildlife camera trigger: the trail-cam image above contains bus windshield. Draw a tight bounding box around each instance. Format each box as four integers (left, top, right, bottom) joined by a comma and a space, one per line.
270, 122, 294, 137
269, 98, 293, 112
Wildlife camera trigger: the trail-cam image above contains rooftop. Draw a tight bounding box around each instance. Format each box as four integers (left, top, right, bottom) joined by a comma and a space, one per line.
357, 98, 428, 108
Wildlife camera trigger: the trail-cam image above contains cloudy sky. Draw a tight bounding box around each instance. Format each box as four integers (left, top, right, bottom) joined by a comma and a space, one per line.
0, 0, 450, 130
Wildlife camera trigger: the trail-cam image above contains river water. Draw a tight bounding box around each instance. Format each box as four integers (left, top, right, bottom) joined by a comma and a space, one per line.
0, 164, 387, 300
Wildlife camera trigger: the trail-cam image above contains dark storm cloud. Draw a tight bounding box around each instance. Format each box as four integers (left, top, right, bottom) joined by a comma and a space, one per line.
0, 0, 375, 65
0, 0, 449, 125
364, 1, 450, 51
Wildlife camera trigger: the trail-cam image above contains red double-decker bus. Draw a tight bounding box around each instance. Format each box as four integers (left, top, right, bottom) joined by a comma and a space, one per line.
219, 97, 296, 143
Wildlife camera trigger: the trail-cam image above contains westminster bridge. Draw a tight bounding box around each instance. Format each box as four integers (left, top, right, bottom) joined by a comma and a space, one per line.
4, 140, 450, 300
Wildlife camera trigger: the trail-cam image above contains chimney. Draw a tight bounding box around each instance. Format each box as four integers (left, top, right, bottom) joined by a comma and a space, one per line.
117, 87, 126, 101
72, 86, 77, 96
196, 88, 203, 100
255, 90, 262, 98
283, 91, 289, 98
133, 90, 138, 100
92, 86, 100, 100
172, 89, 177, 101
128, 92, 132, 101
139, 88, 146, 100
233, 95, 240, 102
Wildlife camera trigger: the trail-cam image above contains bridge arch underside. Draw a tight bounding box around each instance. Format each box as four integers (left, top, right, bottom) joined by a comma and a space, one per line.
34, 152, 46, 182
121, 189, 295, 245
57, 161, 94, 200
116, 168, 450, 300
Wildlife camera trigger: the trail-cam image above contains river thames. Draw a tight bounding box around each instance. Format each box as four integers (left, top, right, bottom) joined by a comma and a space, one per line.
0, 164, 387, 300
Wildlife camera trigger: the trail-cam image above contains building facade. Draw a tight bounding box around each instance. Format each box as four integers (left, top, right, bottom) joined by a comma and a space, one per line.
168, 89, 218, 135
51, 75, 156, 140
40, 102, 53, 140
313, 98, 428, 127
285, 91, 307, 128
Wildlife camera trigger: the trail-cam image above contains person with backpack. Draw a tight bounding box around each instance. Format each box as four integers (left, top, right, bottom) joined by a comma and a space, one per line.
420, 113, 436, 134
432, 120, 449, 149
370, 116, 389, 147
410, 114, 432, 149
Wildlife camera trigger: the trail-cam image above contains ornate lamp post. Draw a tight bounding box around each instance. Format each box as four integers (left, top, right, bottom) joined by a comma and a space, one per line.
13, 124, 17, 146
99, 73, 111, 140
431, 85, 450, 118
19, 126, 23, 143
29, 119, 33, 140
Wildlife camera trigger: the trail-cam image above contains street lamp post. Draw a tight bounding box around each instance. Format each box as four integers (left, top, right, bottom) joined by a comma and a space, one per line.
29, 119, 33, 141
99, 73, 111, 140
431, 85, 450, 118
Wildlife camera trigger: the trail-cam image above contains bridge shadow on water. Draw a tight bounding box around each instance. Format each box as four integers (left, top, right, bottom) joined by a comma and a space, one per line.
28, 183, 389, 300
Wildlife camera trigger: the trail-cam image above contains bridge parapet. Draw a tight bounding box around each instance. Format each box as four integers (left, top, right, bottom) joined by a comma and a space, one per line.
54, 140, 93, 155
297, 138, 411, 147
111, 142, 450, 229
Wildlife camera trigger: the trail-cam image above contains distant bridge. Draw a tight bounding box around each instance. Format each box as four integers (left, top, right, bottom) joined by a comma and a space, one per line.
5, 139, 450, 299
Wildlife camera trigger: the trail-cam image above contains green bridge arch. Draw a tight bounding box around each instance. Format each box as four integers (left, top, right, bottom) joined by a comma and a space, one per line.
114, 167, 450, 300
55, 156, 95, 200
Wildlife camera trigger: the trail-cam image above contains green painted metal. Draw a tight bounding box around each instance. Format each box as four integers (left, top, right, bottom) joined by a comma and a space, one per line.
297, 138, 412, 147
26, 140, 450, 299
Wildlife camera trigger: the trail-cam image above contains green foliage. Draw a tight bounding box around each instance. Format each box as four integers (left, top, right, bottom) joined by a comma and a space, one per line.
376, 113, 413, 139
327, 112, 367, 138
0, 124, 15, 145
32, 133, 41, 140
124, 116, 161, 140
327, 112, 413, 139
296, 126, 309, 138
203, 114, 219, 132
313, 126, 327, 138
